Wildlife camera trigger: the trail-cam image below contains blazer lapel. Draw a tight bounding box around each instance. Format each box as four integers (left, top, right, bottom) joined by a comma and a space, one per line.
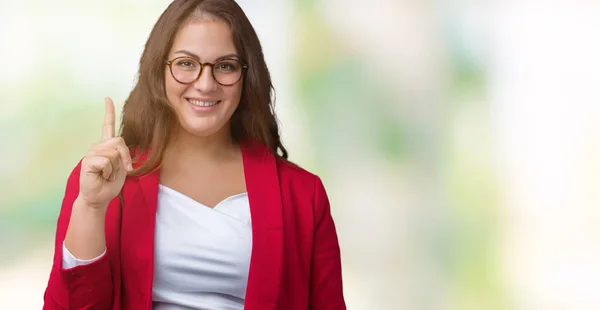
120, 142, 284, 309
241, 140, 284, 310
120, 163, 160, 310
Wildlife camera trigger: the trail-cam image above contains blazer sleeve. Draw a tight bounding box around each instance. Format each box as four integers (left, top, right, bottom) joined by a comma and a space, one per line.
309, 176, 347, 310
43, 161, 114, 309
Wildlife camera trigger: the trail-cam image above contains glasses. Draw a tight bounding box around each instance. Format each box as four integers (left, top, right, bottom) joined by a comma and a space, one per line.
166, 56, 248, 86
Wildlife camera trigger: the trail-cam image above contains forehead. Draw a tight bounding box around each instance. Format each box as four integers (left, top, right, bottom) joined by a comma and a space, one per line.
169, 20, 237, 60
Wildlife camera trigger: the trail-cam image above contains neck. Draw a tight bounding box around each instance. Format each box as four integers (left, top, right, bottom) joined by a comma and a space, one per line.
165, 125, 240, 166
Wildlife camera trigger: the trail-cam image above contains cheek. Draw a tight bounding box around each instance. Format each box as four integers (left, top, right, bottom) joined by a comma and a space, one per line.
165, 74, 187, 100
226, 84, 243, 106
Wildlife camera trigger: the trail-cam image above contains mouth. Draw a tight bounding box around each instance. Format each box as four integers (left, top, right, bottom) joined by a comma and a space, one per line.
186, 98, 222, 107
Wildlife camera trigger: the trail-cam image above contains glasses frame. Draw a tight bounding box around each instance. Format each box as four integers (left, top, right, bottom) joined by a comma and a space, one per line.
165, 56, 248, 86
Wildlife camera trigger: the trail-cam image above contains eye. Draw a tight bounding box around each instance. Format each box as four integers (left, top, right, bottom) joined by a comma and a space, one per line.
215, 60, 240, 72
174, 59, 198, 70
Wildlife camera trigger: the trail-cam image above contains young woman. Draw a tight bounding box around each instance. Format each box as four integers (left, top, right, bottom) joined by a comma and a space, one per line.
42, 0, 346, 309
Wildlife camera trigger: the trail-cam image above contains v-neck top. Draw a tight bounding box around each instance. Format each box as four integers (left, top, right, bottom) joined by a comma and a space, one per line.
152, 185, 252, 309
62, 184, 253, 310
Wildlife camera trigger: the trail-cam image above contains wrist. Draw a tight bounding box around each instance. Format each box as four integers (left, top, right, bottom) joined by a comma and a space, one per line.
74, 195, 109, 213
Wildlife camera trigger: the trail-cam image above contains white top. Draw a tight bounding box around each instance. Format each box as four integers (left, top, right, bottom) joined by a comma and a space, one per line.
62, 184, 253, 310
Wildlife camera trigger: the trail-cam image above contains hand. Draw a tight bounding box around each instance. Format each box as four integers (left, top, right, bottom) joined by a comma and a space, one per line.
77, 97, 133, 209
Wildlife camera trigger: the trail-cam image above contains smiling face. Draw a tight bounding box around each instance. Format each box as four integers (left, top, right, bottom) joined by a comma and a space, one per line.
165, 18, 244, 139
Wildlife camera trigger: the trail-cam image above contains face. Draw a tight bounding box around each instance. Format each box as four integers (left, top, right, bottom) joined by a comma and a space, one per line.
165, 19, 244, 138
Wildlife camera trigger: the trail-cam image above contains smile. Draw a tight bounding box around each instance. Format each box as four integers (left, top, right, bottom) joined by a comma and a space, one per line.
187, 98, 221, 107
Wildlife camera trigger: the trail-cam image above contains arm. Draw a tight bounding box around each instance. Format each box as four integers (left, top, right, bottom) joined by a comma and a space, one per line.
43, 162, 114, 309
62, 241, 106, 269
309, 176, 347, 310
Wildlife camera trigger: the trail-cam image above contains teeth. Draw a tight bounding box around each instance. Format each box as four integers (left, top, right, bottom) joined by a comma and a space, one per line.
188, 99, 219, 107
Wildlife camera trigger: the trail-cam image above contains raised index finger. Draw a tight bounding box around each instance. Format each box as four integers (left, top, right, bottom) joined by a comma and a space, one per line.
102, 97, 116, 140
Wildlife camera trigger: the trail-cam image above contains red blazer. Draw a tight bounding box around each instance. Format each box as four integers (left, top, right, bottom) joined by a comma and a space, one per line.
43, 140, 346, 309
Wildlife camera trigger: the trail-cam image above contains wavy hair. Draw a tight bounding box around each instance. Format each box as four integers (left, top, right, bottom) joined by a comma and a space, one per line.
120, 0, 288, 175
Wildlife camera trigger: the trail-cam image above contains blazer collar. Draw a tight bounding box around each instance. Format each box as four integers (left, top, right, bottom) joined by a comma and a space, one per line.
134, 139, 284, 309
239, 139, 284, 309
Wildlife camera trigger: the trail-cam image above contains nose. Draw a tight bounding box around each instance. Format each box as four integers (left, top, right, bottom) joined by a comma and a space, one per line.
193, 64, 218, 92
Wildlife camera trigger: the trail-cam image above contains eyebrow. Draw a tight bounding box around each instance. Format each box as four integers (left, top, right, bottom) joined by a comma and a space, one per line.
173, 49, 240, 62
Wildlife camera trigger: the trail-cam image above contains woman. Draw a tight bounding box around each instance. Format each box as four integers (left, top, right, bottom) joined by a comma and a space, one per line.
42, 0, 346, 309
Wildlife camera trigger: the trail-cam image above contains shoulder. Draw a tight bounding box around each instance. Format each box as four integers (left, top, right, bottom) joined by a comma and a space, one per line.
276, 157, 315, 179
241, 138, 328, 198
275, 157, 327, 199
275, 157, 334, 233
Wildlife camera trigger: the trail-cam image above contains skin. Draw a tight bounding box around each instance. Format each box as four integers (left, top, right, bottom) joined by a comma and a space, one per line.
165, 19, 244, 141
65, 98, 132, 259
160, 19, 246, 208
64, 18, 247, 260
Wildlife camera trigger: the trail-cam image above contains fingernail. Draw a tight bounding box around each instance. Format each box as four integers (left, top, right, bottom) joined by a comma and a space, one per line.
127, 163, 133, 171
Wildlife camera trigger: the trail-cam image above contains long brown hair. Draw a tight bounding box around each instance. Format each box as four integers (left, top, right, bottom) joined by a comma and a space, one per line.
120, 0, 288, 175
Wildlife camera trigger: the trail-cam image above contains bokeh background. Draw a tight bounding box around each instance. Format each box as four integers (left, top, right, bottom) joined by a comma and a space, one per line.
1, 0, 599, 309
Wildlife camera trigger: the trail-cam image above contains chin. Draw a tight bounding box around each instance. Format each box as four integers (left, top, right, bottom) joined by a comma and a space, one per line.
178, 117, 230, 138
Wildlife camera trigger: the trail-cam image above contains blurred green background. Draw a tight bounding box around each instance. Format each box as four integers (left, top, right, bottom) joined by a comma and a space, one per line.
1, 1, 599, 309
